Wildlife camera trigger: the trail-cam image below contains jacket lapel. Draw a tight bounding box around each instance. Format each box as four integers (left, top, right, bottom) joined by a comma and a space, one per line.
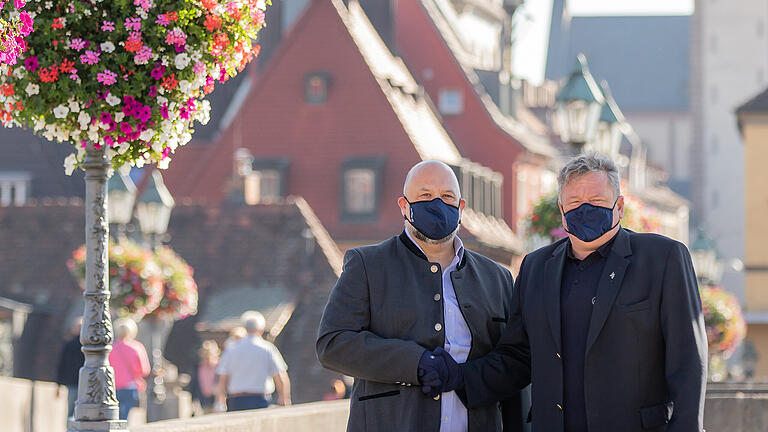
585, 229, 632, 354
544, 241, 568, 354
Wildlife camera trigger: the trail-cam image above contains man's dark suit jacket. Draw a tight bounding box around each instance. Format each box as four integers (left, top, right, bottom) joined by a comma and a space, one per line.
461, 228, 707, 432
316, 232, 522, 432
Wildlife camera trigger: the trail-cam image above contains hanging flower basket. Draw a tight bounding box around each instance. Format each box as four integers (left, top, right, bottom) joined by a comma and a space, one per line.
0, 1, 34, 65
146, 245, 198, 320
700, 285, 746, 358
0, 0, 268, 172
68, 238, 164, 320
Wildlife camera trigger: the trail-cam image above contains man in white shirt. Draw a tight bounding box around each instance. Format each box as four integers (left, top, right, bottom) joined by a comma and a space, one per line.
216, 311, 291, 411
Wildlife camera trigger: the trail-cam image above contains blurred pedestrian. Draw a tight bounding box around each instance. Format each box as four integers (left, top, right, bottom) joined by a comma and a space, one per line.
109, 318, 150, 421
223, 326, 246, 350
215, 311, 291, 411
191, 340, 220, 414
55, 317, 84, 419
322, 379, 347, 401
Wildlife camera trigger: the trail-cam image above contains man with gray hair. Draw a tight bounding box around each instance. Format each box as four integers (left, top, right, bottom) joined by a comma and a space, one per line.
216, 311, 291, 411
426, 153, 707, 432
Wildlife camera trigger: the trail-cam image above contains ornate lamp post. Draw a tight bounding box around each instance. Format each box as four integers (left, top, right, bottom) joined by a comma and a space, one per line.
556, 53, 605, 150
591, 81, 625, 160
136, 170, 175, 250
135, 170, 175, 418
72, 145, 125, 430
107, 171, 137, 239
690, 228, 723, 286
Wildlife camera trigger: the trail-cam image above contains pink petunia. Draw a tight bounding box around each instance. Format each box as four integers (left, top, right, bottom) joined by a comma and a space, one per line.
101, 21, 115, 32
134, 46, 152, 64
161, 103, 169, 119
120, 123, 133, 135
124, 17, 142, 31
104, 135, 114, 147
69, 38, 86, 51
19, 11, 33, 37
148, 85, 157, 98
155, 14, 171, 27
14, 0, 25, 8
133, 0, 150, 11
150, 65, 165, 80
24, 56, 38, 71
97, 69, 117, 85
100, 112, 113, 125
79, 50, 100, 65
192, 62, 205, 75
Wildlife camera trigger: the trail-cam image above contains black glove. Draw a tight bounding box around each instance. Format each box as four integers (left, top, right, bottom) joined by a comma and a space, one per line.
417, 350, 442, 398
432, 347, 464, 392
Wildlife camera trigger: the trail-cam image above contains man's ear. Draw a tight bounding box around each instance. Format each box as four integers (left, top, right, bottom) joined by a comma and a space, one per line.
397, 196, 409, 219
616, 195, 625, 219
459, 198, 466, 211
559, 201, 568, 230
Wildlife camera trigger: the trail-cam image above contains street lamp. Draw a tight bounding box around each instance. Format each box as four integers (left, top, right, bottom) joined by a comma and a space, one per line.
556, 53, 605, 149
136, 170, 175, 248
590, 80, 625, 160
107, 170, 137, 237
690, 228, 723, 286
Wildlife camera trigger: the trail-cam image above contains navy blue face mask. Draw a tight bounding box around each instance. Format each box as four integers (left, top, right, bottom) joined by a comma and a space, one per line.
404, 197, 460, 241
563, 198, 620, 243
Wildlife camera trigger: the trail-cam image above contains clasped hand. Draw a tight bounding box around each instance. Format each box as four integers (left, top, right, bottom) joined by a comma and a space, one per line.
417, 347, 464, 398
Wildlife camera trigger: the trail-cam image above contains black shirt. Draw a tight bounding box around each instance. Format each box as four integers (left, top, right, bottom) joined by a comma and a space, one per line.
56, 335, 84, 387
561, 233, 617, 432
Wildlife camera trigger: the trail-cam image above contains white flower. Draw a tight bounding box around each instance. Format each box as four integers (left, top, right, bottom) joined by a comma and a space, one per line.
78, 111, 91, 129
33, 118, 45, 131
151, 141, 163, 153
106, 147, 117, 160
100, 42, 115, 53
140, 129, 156, 141
105, 93, 120, 106
25, 83, 39, 96
114, 112, 125, 122
68, 100, 80, 113
53, 105, 70, 119
64, 154, 78, 176
13, 67, 25, 79
178, 80, 192, 94
117, 143, 130, 155
174, 53, 190, 70
196, 100, 211, 125
88, 130, 99, 142
156, 96, 168, 105
157, 157, 170, 170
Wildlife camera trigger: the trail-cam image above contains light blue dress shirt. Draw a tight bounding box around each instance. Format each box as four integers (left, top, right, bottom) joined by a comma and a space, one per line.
406, 230, 471, 432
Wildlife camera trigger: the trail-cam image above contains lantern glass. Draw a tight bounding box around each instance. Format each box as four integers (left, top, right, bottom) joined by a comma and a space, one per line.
107, 172, 136, 225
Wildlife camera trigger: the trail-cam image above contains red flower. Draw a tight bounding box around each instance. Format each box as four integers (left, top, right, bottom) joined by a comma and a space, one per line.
201, 0, 218, 10
161, 73, 178, 90
59, 59, 75, 74
1, 84, 13, 97
125, 37, 143, 53
51, 17, 64, 29
167, 11, 178, 21
204, 14, 222, 32
38, 67, 60, 83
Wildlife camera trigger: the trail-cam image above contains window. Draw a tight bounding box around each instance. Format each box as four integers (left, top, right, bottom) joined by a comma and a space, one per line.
0, 172, 30, 207
245, 169, 281, 204
243, 158, 290, 205
438, 88, 464, 115
340, 157, 385, 222
305, 72, 330, 104
451, 163, 503, 219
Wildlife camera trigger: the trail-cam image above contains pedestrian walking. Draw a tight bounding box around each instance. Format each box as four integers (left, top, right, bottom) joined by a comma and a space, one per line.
109, 318, 151, 421
55, 317, 84, 419
191, 340, 220, 414
215, 311, 291, 411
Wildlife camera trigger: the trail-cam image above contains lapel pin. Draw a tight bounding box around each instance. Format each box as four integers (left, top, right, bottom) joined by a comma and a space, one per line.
609, 272, 615, 280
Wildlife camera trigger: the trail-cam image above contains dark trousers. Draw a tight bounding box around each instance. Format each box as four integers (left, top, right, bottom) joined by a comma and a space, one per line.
116, 388, 139, 420
227, 395, 269, 412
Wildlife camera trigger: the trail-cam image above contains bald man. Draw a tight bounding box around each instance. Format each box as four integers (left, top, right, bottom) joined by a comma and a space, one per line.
317, 161, 522, 432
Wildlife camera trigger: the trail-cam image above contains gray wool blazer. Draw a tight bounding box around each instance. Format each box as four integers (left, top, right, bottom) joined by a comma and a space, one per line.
316, 232, 518, 432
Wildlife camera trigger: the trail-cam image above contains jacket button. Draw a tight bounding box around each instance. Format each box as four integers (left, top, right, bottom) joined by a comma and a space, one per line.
434, 293, 441, 301
434, 323, 442, 331
556, 353, 561, 359
557, 403, 563, 411
430, 264, 439, 273
433, 394, 441, 401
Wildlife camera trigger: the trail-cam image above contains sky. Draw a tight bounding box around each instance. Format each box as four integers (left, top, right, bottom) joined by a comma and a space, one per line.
512, 0, 694, 84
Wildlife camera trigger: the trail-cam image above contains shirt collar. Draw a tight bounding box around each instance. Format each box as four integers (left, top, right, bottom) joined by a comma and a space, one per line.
404, 228, 465, 263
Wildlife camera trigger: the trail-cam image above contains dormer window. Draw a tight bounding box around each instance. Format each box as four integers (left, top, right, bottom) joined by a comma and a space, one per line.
0, 171, 30, 207
438, 88, 464, 115
305, 72, 330, 104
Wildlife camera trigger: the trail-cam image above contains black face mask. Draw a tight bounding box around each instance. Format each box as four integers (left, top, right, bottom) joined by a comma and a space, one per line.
404, 197, 460, 241
563, 198, 620, 242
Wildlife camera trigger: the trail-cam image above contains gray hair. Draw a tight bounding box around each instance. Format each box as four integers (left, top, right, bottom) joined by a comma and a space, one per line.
557, 153, 621, 201
240, 310, 266, 333
114, 318, 138, 341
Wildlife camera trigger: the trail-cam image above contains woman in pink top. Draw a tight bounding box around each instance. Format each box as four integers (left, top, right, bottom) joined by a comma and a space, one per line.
109, 318, 150, 420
